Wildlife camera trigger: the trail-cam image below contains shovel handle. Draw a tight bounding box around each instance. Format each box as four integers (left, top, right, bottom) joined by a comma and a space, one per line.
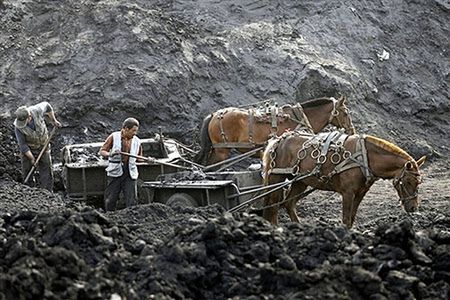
24, 126, 57, 184
119, 151, 192, 170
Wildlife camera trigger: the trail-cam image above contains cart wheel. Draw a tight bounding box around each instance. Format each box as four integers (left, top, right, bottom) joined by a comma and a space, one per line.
166, 193, 198, 208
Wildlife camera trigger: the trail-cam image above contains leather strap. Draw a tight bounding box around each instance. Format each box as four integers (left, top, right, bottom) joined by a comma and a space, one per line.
218, 110, 228, 143
248, 108, 254, 143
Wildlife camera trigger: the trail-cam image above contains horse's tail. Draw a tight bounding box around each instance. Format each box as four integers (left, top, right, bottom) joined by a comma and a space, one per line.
262, 137, 278, 185
194, 114, 213, 165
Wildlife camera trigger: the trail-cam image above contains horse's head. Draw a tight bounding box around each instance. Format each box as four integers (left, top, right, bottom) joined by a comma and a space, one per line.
329, 96, 356, 135
393, 156, 426, 212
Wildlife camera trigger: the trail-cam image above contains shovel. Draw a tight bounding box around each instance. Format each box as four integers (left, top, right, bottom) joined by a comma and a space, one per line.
24, 126, 57, 184
118, 151, 192, 170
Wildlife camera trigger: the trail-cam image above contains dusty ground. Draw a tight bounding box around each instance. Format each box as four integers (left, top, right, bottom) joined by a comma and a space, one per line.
0, 0, 449, 299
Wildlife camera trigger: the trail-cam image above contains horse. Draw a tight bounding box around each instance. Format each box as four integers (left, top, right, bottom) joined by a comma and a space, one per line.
261, 130, 426, 228
195, 96, 356, 166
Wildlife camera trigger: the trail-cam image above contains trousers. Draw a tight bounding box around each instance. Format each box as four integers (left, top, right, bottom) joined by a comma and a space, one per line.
21, 148, 53, 192
104, 165, 137, 211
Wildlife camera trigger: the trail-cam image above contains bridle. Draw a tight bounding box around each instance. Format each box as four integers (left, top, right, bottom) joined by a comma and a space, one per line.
393, 162, 421, 206
329, 98, 356, 135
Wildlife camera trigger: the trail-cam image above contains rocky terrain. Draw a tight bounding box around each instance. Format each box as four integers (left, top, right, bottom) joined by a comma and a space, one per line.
0, 0, 449, 299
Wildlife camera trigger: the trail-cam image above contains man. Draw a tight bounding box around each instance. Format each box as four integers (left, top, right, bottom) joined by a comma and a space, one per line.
99, 117, 145, 211
14, 101, 62, 191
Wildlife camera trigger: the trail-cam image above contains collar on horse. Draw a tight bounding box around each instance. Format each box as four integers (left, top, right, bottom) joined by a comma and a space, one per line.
328, 134, 377, 185
290, 103, 314, 133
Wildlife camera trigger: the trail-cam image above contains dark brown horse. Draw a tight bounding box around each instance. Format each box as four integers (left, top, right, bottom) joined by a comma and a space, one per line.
195, 96, 355, 166
261, 131, 426, 228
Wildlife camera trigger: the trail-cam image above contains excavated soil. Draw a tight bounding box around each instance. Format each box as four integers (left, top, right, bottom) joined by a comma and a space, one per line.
0, 0, 449, 299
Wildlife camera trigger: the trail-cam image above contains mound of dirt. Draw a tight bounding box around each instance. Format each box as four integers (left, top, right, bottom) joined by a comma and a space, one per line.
1, 203, 449, 299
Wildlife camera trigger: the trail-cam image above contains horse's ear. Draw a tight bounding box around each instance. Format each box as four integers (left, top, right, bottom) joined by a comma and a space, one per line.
416, 156, 427, 168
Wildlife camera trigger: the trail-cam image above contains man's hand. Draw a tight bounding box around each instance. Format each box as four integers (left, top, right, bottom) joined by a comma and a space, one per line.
147, 156, 155, 163
110, 149, 121, 157
25, 151, 36, 166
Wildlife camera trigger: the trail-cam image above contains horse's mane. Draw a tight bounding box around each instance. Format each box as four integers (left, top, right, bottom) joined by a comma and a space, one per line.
366, 135, 413, 161
262, 137, 279, 185
300, 97, 332, 108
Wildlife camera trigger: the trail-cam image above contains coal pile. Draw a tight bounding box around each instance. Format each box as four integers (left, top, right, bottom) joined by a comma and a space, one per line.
66, 148, 103, 165
0, 180, 68, 214
0, 208, 135, 299
1, 204, 449, 299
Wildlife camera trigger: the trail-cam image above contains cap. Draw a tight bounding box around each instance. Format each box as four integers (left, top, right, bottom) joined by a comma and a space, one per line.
14, 106, 30, 128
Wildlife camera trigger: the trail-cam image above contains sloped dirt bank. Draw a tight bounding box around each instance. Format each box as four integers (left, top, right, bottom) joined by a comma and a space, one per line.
0, 0, 448, 157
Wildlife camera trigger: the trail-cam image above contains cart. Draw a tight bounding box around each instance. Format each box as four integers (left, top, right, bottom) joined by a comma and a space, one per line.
60, 137, 187, 202
140, 142, 319, 212
141, 168, 264, 210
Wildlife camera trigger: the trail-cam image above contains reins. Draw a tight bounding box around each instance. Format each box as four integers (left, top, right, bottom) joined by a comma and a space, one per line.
228, 169, 319, 213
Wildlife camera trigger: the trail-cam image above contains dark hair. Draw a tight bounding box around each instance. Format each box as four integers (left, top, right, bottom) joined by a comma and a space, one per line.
122, 117, 139, 129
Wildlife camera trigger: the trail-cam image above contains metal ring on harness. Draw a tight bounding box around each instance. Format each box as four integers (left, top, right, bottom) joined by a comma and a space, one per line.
270, 159, 276, 169
292, 164, 300, 175
270, 149, 277, 160
343, 150, 351, 159
331, 152, 341, 164
311, 148, 320, 159
318, 154, 327, 164
297, 149, 307, 160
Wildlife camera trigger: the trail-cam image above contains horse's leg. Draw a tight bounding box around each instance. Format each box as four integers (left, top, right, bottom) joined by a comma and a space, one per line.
341, 190, 356, 228
349, 189, 369, 227
283, 182, 307, 223
262, 189, 282, 225
262, 175, 285, 225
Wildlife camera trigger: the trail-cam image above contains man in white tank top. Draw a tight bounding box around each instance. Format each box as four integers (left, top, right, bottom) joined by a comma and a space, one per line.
100, 117, 143, 211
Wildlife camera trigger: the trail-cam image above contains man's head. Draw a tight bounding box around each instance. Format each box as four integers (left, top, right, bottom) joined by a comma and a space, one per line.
14, 106, 31, 128
122, 117, 139, 139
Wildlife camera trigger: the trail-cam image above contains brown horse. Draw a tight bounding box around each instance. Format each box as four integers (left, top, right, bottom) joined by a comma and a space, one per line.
195, 96, 356, 166
261, 131, 426, 228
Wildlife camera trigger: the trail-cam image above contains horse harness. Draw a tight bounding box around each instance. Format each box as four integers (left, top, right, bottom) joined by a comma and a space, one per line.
329, 97, 356, 135
393, 163, 421, 206
213, 104, 313, 149
267, 131, 378, 186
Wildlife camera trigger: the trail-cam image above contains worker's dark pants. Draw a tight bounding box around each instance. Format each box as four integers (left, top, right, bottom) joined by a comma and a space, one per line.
21, 149, 53, 192
104, 165, 137, 211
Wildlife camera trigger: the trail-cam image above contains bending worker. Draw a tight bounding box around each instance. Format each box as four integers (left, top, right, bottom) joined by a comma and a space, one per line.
100, 117, 145, 211
14, 101, 61, 191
